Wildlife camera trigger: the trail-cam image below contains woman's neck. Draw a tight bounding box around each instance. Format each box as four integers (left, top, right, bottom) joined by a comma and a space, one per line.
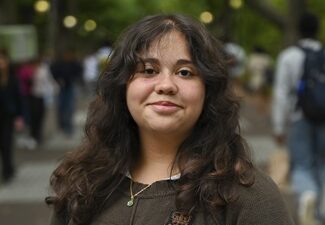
131, 132, 183, 184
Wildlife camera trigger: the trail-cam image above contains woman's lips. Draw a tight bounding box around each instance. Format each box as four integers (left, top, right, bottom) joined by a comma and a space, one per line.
151, 101, 179, 106
148, 101, 182, 114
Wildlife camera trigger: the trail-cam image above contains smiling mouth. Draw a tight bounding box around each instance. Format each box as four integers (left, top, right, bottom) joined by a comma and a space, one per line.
148, 101, 182, 114
150, 101, 181, 107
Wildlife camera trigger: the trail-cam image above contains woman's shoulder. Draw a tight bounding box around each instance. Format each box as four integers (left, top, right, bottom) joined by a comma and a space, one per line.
245, 167, 282, 195
234, 168, 286, 206
223, 168, 295, 225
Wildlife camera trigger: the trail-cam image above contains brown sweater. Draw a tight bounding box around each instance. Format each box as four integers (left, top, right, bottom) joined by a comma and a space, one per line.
49, 169, 295, 225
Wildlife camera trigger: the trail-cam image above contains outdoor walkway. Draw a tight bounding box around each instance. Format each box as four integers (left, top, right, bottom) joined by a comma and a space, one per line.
0, 98, 87, 225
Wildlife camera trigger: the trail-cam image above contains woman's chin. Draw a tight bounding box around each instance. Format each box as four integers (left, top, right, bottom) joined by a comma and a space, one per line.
143, 124, 191, 137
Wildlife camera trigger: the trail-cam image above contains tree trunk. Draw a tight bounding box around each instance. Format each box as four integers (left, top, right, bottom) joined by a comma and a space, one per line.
47, 0, 59, 56
219, 0, 234, 41
245, 0, 286, 30
0, 0, 18, 24
246, 0, 307, 46
286, 0, 307, 44
206, 0, 235, 42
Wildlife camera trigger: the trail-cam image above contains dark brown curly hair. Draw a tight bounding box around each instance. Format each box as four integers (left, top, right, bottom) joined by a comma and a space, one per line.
46, 14, 254, 225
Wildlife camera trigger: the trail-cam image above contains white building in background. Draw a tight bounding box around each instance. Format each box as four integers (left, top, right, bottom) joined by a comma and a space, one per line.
0, 25, 38, 63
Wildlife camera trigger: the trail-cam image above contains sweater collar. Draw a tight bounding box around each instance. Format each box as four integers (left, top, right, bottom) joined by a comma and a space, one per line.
125, 171, 181, 181
119, 176, 178, 198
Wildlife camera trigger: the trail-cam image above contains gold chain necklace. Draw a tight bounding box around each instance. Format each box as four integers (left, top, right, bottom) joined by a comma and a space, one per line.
127, 180, 151, 207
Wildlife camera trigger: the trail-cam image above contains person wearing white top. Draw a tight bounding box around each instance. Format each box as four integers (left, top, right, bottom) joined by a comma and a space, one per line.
30, 58, 58, 144
272, 12, 325, 224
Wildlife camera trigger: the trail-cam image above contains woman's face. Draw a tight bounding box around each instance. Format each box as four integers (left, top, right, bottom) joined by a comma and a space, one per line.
126, 31, 205, 137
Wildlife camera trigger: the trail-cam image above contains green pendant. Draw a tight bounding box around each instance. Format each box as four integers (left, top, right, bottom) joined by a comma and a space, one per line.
127, 199, 134, 207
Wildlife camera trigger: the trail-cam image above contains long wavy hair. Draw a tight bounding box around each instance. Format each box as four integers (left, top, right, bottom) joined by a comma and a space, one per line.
46, 14, 254, 225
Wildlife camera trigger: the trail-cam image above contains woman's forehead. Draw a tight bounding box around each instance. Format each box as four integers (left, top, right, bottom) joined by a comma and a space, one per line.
138, 31, 190, 57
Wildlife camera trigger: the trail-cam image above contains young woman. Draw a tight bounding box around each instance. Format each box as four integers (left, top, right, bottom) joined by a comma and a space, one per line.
47, 14, 294, 225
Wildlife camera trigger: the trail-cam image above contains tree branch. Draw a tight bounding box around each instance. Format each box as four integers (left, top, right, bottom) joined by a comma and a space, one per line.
245, 0, 286, 30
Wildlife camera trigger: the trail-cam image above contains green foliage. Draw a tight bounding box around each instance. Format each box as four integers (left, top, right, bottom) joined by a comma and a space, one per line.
267, 0, 287, 12
233, 4, 282, 57
76, 0, 209, 47
8, 0, 325, 56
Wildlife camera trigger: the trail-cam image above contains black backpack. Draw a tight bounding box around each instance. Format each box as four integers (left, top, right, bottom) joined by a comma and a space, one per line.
296, 45, 325, 123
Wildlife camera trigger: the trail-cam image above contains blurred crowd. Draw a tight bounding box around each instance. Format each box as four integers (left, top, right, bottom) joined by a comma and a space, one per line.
0, 42, 112, 180
223, 12, 325, 225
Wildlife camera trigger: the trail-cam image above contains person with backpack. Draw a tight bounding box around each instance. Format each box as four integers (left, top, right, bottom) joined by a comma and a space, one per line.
272, 12, 325, 225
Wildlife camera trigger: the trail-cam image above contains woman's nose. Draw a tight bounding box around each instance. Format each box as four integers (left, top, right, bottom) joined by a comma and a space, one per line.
154, 72, 178, 95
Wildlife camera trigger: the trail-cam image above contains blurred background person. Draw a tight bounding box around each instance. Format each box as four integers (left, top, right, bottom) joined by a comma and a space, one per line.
272, 12, 325, 225
96, 40, 113, 73
50, 49, 83, 137
224, 42, 247, 79
246, 46, 273, 114
82, 49, 99, 97
15, 58, 38, 150
30, 55, 58, 147
83, 41, 113, 98
16, 58, 35, 127
0, 48, 24, 183
224, 41, 247, 96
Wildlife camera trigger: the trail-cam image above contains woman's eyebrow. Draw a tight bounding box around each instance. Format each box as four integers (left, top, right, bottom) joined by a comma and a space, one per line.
137, 58, 159, 64
137, 58, 193, 65
175, 59, 193, 66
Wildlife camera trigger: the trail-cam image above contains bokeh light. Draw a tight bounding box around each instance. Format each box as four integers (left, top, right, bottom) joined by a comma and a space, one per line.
63, 15, 78, 28
230, 0, 243, 9
34, 0, 50, 13
84, 19, 97, 32
200, 11, 214, 24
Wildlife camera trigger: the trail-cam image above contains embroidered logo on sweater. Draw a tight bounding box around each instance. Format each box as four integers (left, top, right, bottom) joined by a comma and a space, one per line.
165, 211, 193, 225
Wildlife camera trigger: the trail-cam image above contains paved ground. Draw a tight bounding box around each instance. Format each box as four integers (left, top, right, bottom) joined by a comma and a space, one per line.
0, 94, 295, 225
0, 98, 87, 225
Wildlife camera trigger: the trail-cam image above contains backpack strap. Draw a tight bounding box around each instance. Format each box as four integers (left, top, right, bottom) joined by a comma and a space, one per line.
300, 45, 325, 81
295, 44, 325, 120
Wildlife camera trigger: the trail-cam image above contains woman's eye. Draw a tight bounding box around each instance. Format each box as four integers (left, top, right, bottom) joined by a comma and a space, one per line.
177, 69, 192, 77
144, 68, 156, 75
